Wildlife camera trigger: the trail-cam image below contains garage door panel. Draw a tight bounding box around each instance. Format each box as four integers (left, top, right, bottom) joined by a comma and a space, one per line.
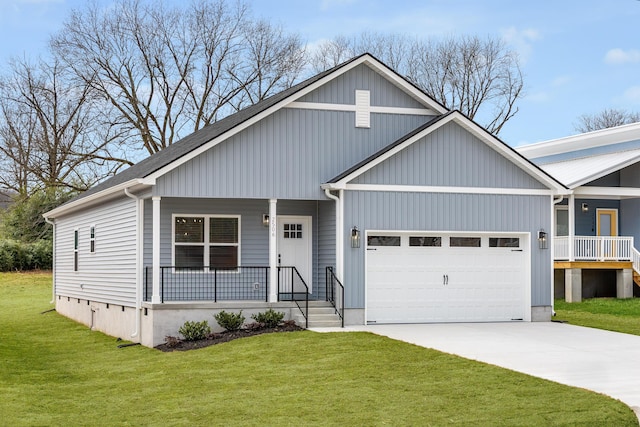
367, 232, 527, 324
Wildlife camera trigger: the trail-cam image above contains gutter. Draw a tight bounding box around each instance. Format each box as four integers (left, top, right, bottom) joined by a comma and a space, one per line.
44, 216, 55, 304
124, 188, 143, 339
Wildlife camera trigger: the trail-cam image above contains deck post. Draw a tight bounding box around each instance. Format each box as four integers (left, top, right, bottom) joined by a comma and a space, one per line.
152, 196, 161, 304
616, 269, 633, 299
268, 199, 278, 303
568, 194, 575, 261
565, 268, 581, 303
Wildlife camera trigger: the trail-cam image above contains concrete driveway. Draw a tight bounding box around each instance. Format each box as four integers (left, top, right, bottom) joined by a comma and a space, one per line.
313, 322, 640, 419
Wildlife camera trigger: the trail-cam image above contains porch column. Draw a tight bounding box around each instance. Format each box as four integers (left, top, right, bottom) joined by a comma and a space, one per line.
152, 196, 161, 304
568, 194, 575, 261
268, 199, 278, 303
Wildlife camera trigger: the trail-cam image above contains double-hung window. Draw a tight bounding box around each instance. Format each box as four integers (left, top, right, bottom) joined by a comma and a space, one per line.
173, 215, 240, 269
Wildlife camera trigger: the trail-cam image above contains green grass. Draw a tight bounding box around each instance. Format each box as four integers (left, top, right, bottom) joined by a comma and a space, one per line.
555, 297, 640, 336
1, 273, 637, 426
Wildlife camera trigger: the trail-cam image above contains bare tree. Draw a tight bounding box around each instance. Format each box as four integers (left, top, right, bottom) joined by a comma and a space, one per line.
50, 0, 306, 156
310, 33, 524, 135
574, 108, 640, 133
0, 57, 131, 193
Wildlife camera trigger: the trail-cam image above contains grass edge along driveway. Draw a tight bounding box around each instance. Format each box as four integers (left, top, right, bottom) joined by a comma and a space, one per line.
1, 272, 637, 426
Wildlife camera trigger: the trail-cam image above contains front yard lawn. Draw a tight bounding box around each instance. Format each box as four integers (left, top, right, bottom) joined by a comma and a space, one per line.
555, 297, 640, 336
1, 272, 637, 426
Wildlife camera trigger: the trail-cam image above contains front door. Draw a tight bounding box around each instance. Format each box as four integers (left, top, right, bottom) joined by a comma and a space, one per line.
597, 209, 618, 237
277, 216, 312, 294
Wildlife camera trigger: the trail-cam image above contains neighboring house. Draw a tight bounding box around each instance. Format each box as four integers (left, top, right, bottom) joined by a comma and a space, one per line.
44, 54, 565, 347
518, 122, 640, 302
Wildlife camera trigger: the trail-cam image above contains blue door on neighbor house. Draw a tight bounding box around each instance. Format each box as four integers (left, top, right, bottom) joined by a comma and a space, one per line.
277, 215, 312, 294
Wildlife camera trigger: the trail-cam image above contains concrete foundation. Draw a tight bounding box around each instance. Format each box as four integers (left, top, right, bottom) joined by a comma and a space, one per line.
617, 269, 634, 299
531, 306, 552, 321
56, 296, 138, 342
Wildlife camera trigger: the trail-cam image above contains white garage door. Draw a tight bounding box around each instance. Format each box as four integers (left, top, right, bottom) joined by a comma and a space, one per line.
366, 232, 529, 323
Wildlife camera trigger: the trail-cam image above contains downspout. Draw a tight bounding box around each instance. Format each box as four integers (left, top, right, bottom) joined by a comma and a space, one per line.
324, 188, 343, 280
44, 217, 55, 304
124, 188, 142, 339
551, 195, 564, 316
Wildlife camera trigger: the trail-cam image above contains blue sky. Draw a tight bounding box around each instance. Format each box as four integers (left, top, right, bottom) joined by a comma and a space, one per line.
1, 0, 639, 147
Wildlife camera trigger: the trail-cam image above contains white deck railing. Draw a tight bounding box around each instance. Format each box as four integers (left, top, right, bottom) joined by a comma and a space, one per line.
554, 236, 634, 261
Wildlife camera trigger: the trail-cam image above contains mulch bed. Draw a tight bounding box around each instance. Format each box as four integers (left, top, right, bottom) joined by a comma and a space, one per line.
155, 322, 304, 352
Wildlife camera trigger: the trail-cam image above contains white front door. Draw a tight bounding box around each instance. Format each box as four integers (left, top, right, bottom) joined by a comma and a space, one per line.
277, 216, 312, 293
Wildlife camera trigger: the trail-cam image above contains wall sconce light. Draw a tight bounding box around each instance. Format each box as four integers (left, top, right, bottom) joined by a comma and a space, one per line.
351, 226, 361, 248
581, 203, 589, 213
538, 229, 548, 250
262, 214, 270, 227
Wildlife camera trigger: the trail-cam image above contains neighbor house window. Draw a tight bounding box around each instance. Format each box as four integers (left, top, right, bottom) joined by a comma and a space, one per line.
173, 215, 240, 269
74, 229, 79, 271
90, 226, 95, 253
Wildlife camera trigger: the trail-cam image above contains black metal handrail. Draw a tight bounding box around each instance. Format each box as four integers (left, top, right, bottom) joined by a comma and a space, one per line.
326, 266, 344, 327
144, 266, 269, 302
277, 266, 309, 328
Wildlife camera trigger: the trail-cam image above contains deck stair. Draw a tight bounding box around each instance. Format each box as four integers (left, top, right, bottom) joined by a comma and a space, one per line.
292, 301, 342, 328
634, 271, 640, 287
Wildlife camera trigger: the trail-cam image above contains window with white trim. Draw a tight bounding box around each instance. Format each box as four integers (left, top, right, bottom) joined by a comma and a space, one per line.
90, 226, 95, 253
74, 229, 79, 271
173, 215, 240, 269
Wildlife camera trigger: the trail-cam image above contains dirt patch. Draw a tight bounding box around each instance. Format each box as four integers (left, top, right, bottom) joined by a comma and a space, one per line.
155, 322, 304, 352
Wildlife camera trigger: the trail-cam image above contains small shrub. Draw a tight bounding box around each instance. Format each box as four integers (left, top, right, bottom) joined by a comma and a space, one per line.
178, 320, 211, 341
214, 310, 245, 331
251, 309, 285, 328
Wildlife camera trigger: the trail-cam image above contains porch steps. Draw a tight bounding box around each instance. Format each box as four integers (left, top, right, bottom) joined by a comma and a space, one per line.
293, 301, 342, 328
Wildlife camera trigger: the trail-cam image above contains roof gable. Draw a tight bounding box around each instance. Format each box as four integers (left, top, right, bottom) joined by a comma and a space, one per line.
325, 111, 566, 193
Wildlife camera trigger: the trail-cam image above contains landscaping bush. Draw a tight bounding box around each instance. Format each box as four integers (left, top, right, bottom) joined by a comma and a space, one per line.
214, 310, 245, 331
251, 309, 284, 328
178, 320, 211, 341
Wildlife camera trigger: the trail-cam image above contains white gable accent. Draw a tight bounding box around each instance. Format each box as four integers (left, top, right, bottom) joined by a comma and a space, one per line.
355, 90, 370, 128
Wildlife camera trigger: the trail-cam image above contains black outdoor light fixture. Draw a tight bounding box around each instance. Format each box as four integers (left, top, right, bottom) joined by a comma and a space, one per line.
351, 226, 361, 248
581, 203, 589, 213
538, 229, 548, 249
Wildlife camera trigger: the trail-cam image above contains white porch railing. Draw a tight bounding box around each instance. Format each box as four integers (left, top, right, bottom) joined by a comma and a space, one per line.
633, 247, 640, 273
554, 236, 634, 261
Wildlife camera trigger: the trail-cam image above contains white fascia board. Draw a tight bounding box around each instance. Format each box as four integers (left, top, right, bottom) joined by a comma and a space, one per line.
517, 122, 640, 158
286, 101, 437, 116
344, 183, 556, 196
43, 179, 150, 219
146, 54, 446, 183
573, 186, 640, 198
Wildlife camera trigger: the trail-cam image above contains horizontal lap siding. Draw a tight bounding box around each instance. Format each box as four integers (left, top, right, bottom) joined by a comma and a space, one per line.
55, 196, 137, 305
298, 63, 426, 109
353, 122, 547, 189
343, 191, 552, 308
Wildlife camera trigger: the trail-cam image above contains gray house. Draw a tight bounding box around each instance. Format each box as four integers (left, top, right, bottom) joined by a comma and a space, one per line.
44, 54, 565, 347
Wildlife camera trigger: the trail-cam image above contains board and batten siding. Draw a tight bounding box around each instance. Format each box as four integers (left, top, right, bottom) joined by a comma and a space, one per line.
298, 63, 425, 109
55, 196, 137, 305
342, 191, 552, 308
154, 110, 431, 200
143, 198, 335, 297
352, 122, 547, 189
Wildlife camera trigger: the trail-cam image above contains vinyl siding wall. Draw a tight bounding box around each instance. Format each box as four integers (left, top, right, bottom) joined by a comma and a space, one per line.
353, 122, 547, 189
342, 191, 552, 308
54, 196, 137, 305
298, 63, 425, 108
154, 110, 431, 200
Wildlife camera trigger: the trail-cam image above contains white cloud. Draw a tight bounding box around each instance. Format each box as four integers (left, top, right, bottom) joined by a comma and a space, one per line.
604, 48, 640, 65
551, 76, 571, 87
501, 26, 541, 63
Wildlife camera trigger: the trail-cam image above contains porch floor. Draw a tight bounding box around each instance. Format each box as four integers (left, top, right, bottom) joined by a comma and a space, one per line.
554, 261, 632, 269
